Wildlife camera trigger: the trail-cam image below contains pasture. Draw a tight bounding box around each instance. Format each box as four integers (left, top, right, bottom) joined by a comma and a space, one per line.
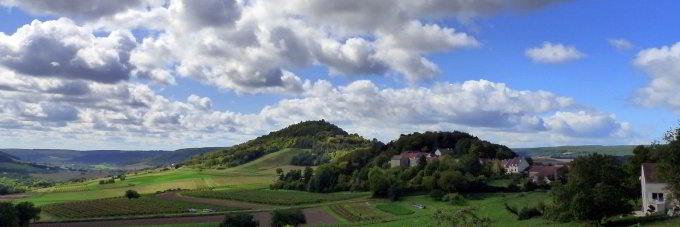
182, 189, 369, 205
19, 168, 274, 206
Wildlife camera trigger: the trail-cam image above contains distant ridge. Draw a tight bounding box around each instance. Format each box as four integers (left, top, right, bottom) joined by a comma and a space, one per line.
513, 145, 637, 158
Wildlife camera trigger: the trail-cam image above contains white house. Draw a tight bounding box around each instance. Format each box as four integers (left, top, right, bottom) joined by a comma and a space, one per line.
434, 148, 452, 157
502, 157, 530, 174
641, 163, 673, 215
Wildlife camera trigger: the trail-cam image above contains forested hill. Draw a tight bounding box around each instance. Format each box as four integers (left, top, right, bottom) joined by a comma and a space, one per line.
271, 130, 518, 194
187, 120, 372, 168
386, 131, 516, 159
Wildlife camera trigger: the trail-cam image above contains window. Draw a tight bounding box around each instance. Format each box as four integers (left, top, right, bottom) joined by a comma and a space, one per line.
652, 193, 664, 202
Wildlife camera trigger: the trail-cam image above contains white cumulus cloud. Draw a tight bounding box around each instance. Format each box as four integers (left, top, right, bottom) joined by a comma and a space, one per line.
525, 42, 586, 64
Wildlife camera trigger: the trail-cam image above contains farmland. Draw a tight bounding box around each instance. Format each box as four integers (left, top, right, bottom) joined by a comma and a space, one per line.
18, 167, 277, 206
375, 203, 414, 216
182, 189, 369, 205
329, 202, 391, 223
42, 195, 241, 219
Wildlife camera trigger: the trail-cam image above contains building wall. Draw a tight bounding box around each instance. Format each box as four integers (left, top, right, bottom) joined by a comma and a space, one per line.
389, 159, 401, 168
642, 181, 670, 214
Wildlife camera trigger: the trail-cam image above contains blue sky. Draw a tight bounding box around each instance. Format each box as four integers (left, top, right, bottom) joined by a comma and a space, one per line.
0, 0, 678, 150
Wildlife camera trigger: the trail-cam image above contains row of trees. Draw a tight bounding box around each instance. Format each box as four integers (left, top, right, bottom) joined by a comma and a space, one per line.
0, 202, 40, 227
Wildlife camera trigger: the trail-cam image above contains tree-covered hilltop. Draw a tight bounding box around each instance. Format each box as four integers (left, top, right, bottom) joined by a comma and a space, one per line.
272, 130, 517, 197
187, 120, 372, 168
386, 131, 516, 159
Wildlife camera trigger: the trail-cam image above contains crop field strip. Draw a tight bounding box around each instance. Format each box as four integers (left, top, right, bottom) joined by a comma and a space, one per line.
375, 203, 414, 216
329, 202, 392, 223
42, 196, 244, 219
182, 189, 368, 205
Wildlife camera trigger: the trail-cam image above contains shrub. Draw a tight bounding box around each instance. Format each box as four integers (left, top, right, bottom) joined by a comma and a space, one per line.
271, 209, 306, 227
125, 190, 140, 199
430, 189, 446, 201
504, 203, 543, 220
506, 183, 519, 192
443, 193, 466, 205
220, 213, 259, 227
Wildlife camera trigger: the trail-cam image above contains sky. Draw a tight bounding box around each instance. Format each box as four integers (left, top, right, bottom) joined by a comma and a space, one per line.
0, 0, 679, 150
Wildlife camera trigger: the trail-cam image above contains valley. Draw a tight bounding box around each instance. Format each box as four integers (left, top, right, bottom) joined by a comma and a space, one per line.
2, 121, 677, 227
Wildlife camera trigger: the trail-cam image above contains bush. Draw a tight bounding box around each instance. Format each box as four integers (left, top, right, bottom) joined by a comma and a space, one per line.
271, 209, 306, 227
220, 213, 259, 227
522, 180, 537, 192
504, 203, 543, 220
125, 190, 140, 199
506, 183, 519, 192
430, 189, 446, 201
443, 193, 466, 205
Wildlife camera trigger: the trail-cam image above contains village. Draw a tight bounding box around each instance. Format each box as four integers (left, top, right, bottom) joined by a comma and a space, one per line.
389, 148, 678, 217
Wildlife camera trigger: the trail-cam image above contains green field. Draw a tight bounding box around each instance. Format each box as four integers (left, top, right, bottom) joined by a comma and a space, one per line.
228, 148, 309, 174
375, 203, 414, 216
42, 196, 241, 219
182, 189, 369, 205
361, 192, 574, 227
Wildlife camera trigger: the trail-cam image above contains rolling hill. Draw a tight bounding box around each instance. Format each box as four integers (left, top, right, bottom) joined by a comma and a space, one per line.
187, 120, 372, 168
1, 147, 223, 169
513, 145, 637, 158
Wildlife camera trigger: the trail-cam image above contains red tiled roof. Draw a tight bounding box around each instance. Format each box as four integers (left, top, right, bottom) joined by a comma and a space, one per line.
401, 151, 428, 159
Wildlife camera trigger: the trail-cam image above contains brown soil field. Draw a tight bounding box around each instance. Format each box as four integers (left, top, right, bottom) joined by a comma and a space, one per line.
303, 207, 339, 225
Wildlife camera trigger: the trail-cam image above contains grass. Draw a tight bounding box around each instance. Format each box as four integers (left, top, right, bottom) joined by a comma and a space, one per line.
42, 195, 241, 219
363, 192, 577, 227
17, 167, 274, 206
182, 189, 369, 205
229, 148, 309, 174
376, 203, 414, 216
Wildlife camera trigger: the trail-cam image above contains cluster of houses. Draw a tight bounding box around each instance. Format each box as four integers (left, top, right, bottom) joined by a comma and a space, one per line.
389, 149, 680, 216
390, 150, 561, 184
389, 149, 443, 168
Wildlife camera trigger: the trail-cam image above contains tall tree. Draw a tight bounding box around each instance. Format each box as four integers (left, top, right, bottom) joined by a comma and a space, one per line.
659, 126, 680, 200
0, 202, 18, 227
15, 202, 40, 227
547, 154, 633, 225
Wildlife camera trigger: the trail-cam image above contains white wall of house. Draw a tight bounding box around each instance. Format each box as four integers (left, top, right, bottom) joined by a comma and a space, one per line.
389, 159, 401, 168
505, 158, 530, 174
